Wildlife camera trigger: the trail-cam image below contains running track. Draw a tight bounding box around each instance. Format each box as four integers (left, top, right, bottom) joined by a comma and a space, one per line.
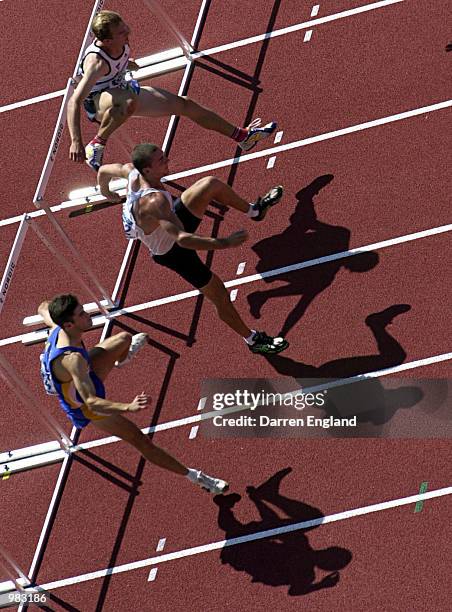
0, 1, 451, 610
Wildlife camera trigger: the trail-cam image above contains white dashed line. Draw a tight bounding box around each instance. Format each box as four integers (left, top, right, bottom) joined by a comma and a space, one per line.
304, 30, 313, 42
274, 130, 283, 144
230, 289, 238, 302
197, 397, 207, 411
147, 538, 167, 580
236, 262, 246, 275
311, 5, 320, 17
156, 538, 167, 552
189, 425, 199, 439
11, 485, 450, 593
266, 156, 276, 169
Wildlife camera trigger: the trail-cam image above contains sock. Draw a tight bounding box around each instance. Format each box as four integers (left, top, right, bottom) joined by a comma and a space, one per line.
91, 135, 107, 146
244, 330, 257, 345
186, 468, 200, 483
247, 203, 259, 218
231, 126, 248, 142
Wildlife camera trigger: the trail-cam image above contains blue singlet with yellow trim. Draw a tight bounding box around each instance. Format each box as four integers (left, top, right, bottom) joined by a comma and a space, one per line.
40, 327, 106, 428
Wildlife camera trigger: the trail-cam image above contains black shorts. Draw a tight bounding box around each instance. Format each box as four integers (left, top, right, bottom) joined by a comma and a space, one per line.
153, 199, 213, 289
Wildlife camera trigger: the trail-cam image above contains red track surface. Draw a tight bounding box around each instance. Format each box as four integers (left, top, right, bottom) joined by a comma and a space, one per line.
0, 0, 451, 610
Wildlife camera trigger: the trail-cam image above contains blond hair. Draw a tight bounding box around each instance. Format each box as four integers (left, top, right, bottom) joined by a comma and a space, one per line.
91, 10, 123, 41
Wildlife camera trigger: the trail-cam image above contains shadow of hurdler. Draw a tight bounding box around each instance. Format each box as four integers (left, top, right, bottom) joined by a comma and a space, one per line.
214, 468, 352, 595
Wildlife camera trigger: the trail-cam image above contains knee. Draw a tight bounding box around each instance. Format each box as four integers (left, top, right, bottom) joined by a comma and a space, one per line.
179, 95, 196, 115
116, 331, 132, 349
125, 98, 137, 116
196, 176, 222, 197
104, 102, 129, 121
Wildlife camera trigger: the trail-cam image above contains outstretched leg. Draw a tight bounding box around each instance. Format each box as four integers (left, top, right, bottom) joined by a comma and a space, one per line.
91, 413, 228, 493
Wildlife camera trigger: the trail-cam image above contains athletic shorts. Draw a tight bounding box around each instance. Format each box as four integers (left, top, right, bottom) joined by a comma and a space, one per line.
153, 199, 213, 289
83, 80, 141, 124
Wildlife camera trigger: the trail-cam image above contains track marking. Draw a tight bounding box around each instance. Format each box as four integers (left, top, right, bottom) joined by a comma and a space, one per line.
311, 5, 320, 17
5, 221, 451, 346
197, 397, 207, 411
0, 1, 403, 117
304, 30, 313, 42
1, 98, 450, 229
414, 482, 428, 513
189, 426, 199, 439
5, 485, 448, 594
274, 130, 283, 144
2, 350, 451, 474
230, 289, 238, 301
167, 98, 452, 182
266, 156, 276, 169
236, 262, 246, 275
147, 568, 158, 582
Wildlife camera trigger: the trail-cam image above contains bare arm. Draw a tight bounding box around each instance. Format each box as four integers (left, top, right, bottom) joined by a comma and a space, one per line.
37, 300, 57, 330
142, 193, 249, 251
97, 163, 134, 201
67, 55, 109, 162
63, 352, 148, 415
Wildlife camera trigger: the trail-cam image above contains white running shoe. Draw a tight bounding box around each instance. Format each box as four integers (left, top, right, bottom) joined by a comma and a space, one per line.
238, 118, 277, 151
85, 140, 105, 172
115, 333, 148, 368
195, 471, 229, 495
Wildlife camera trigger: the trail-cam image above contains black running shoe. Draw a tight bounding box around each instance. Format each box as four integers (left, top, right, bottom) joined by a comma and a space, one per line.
249, 331, 289, 354
250, 185, 284, 221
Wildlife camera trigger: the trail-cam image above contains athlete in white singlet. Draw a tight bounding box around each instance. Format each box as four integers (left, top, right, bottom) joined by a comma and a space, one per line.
98, 144, 290, 355
68, 10, 277, 171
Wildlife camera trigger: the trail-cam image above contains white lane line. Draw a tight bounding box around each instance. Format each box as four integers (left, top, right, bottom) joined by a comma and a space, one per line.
304, 30, 313, 42
0, 89, 65, 114
1, 98, 450, 229
311, 5, 320, 17
230, 289, 238, 301
3, 222, 452, 347
236, 262, 246, 275
15, 485, 451, 592
189, 426, 199, 439
266, 156, 276, 169
2, 350, 452, 474
167, 99, 452, 182
274, 130, 283, 144
0, 1, 403, 116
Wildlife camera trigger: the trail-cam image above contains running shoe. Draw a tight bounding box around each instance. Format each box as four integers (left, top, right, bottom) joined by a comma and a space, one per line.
239, 118, 277, 151
115, 333, 148, 367
85, 140, 105, 172
248, 331, 289, 355
250, 185, 284, 221
195, 471, 229, 495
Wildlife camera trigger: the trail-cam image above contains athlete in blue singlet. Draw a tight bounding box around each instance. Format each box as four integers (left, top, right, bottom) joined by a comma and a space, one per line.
37, 294, 228, 494
68, 10, 277, 171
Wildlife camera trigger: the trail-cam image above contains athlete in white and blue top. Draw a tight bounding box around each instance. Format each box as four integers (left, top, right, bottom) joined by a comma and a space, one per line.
97, 143, 290, 355
36, 295, 228, 494
68, 11, 277, 171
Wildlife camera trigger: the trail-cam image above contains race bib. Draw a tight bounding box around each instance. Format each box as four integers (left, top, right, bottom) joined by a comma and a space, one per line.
39, 353, 58, 396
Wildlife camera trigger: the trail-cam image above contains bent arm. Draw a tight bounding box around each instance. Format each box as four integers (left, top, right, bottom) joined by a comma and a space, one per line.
67, 55, 107, 145
159, 219, 229, 251
63, 353, 129, 415
37, 300, 57, 330
98, 163, 134, 199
